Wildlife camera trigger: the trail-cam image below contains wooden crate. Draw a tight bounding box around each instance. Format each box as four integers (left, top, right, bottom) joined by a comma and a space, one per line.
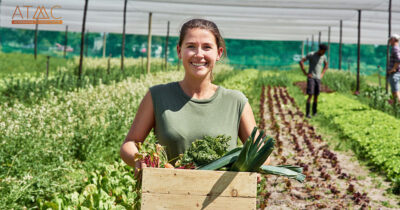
141, 168, 257, 210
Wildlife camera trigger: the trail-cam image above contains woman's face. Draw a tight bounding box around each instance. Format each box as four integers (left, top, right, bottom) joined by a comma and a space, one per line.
177, 28, 223, 80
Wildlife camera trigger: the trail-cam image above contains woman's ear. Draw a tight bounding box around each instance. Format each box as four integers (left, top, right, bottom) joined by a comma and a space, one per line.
216, 47, 223, 61
176, 45, 182, 59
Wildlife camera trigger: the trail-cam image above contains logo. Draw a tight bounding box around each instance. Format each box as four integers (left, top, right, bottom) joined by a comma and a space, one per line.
12, 5, 63, 24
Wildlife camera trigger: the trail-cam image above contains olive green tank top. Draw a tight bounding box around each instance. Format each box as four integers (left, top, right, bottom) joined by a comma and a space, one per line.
149, 81, 248, 160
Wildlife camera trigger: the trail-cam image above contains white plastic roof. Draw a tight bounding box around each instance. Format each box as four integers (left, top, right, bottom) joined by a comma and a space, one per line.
1, 0, 399, 44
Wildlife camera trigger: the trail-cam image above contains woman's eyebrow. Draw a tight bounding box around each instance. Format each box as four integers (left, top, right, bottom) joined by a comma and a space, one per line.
185, 42, 213, 45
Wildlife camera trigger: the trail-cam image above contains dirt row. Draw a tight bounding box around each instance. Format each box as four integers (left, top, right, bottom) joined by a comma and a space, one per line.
257, 86, 398, 209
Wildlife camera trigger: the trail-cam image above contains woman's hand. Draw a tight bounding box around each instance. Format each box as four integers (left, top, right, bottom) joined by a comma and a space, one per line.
134, 159, 147, 177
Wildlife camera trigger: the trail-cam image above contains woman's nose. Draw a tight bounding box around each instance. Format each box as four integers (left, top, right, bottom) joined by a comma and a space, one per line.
194, 47, 205, 57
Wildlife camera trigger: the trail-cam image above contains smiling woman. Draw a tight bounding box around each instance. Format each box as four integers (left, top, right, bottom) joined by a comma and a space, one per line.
120, 19, 267, 173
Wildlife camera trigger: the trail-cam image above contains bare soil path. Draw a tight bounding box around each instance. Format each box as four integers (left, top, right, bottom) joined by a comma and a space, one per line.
257, 86, 399, 209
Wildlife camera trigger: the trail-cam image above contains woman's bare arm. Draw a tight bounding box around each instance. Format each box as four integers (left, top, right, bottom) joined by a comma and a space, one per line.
238, 102, 271, 165
120, 91, 155, 167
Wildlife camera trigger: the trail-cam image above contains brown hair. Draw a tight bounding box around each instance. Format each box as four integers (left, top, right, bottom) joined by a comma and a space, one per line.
178, 19, 227, 58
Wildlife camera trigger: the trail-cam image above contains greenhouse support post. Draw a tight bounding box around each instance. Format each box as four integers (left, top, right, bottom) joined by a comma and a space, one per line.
306, 38, 309, 55
34, 19, 38, 60
85, 30, 89, 57
328, 26, 331, 67
78, 0, 89, 80
386, 0, 392, 93
311, 34, 314, 51
121, 0, 128, 71
165, 21, 170, 71
318, 31, 321, 45
356, 10, 361, 93
46, 56, 50, 78
103, 32, 107, 58
64, 25, 68, 58
107, 54, 111, 74
339, 20, 343, 70
147, 12, 152, 74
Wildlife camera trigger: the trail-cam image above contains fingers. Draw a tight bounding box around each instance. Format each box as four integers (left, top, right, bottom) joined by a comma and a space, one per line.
134, 160, 146, 177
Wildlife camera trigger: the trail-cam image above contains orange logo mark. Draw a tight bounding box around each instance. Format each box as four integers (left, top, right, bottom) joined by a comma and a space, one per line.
12, 5, 63, 24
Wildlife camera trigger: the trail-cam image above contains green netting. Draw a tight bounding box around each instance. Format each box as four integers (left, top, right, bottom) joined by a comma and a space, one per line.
0, 27, 388, 75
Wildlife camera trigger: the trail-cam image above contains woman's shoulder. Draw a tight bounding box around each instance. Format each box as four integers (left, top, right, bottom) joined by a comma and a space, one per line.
219, 86, 247, 102
150, 81, 178, 93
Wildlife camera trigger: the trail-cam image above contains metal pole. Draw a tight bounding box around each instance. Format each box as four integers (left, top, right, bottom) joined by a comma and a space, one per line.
78, 0, 89, 80
311, 34, 314, 51
301, 40, 304, 58
34, 19, 38, 60
103, 32, 106, 58
356, 10, 361, 93
328, 26, 331, 67
318, 31, 321, 45
146, 12, 152, 74
85, 30, 89, 57
107, 54, 111, 74
386, 0, 392, 93
64, 25, 68, 58
46, 56, 50, 78
164, 21, 170, 71
378, 65, 382, 88
306, 38, 309, 55
121, 0, 127, 71
339, 20, 343, 70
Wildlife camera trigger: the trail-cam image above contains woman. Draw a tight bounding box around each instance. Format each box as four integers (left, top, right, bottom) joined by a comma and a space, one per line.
120, 19, 266, 173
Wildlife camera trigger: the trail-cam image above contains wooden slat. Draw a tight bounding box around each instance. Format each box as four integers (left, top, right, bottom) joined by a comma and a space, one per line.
141, 193, 256, 210
142, 168, 257, 198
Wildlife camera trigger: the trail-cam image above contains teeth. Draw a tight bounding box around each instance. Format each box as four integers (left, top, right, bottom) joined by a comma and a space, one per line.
191, 62, 206, 66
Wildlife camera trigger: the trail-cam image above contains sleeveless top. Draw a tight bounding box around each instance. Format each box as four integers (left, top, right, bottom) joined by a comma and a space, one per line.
149, 81, 248, 160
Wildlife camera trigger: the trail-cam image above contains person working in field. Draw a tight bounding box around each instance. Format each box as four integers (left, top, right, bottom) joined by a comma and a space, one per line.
299, 44, 328, 118
388, 34, 400, 104
120, 19, 269, 174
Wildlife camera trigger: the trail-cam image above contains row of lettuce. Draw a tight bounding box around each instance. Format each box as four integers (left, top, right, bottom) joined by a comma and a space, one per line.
277, 69, 400, 193
317, 93, 400, 193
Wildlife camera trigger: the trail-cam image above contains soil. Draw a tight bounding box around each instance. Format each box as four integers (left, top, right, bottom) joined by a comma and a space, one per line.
294, 81, 335, 94
257, 86, 399, 209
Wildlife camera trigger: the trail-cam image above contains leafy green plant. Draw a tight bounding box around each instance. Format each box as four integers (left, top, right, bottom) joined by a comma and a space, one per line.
0, 70, 183, 209
321, 70, 367, 93
178, 135, 231, 167
360, 86, 400, 118
317, 93, 400, 193
197, 128, 305, 182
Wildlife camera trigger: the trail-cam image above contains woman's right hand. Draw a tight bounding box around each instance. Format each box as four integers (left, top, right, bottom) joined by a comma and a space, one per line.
134, 159, 147, 177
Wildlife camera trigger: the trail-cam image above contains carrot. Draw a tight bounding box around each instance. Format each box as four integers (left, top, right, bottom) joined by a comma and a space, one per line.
164, 163, 174, 168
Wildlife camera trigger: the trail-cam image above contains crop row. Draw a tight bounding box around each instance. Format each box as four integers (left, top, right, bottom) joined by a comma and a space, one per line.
318, 93, 400, 187
258, 86, 389, 208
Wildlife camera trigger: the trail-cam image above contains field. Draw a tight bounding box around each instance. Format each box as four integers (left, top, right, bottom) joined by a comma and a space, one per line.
1, 52, 400, 209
